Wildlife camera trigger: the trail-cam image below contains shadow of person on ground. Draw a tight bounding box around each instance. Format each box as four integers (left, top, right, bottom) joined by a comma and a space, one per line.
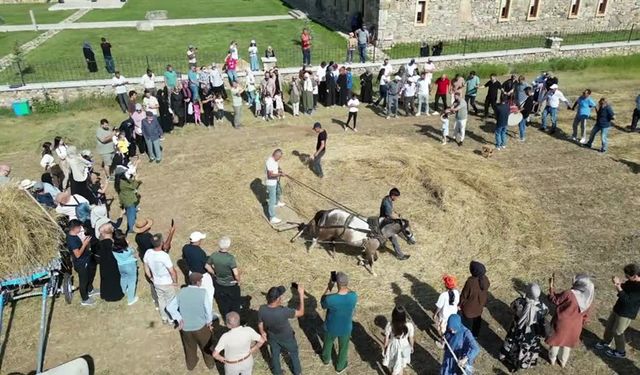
413, 124, 441, 142
331, 118, 347, 130
291, 150, 314, 174
351, 321, 386, 374
581, 328, 640, 375
403, 273, 441, 342
249, 178, 268, 218
614, 158, 640, 174
289, 291, 325, 354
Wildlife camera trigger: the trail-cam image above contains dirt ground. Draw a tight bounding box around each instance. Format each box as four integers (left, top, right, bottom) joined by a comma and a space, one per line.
0, 70, 639, 375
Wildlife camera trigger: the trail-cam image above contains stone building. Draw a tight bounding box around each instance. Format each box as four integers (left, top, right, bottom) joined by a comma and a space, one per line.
283, 0, 640, 46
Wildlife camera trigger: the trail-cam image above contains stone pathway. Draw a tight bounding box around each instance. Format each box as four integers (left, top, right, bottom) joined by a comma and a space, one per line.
0, 9, 90, 72
0, 14, 295, 32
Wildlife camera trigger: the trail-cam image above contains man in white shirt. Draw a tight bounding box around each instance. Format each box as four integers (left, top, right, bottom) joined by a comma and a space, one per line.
112, 71, 129, 113
55, 191, 89, 220
140, 69, 157, 96
541, 83, 571, 134
423, 58, 436, 84
144, 233, 178, 324
402, 78, 417, 116
265, 149, 286, 224
405, 59, 418, 77
142, 90, 160, 116
416, 72, 431, 116
213, 311, 265, 375
380, 58, 392, 77
187, 45, 197, 67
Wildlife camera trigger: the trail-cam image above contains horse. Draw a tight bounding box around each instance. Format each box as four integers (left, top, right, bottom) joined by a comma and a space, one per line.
291, 208, 416, 275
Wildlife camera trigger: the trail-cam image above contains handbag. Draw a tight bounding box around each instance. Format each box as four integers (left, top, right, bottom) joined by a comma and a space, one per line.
187, 102, 194, 115
172, 113, 179, 124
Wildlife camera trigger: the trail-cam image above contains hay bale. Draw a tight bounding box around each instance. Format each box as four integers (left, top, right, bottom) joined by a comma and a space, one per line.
0, 186, 63, 280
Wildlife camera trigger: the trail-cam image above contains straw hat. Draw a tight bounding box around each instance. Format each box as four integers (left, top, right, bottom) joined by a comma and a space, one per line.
19, 179, 35, 190
133, 218, 153, 233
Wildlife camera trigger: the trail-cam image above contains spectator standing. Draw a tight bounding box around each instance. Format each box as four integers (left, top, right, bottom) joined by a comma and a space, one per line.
495, 96, 510, 150
518, 87, 535, 142
206, 237, 242, 319
434, 74, 450, 114
483, 74, 502, 118
595, 263, 640, 358
213, 312, 266, 375
571, 89, 597, 143
301, 28, 312, 66
435, 275, 460, 338
143, 90, 160, 116
248, 40, 259, 71
112, 230, 138, 305
382, 306, 415, 375
346, 33, 357, 64
514, 75, 530, 105
127, 90, 138, 115
118, 170, 141, 233
499, 283, 548, 371
141, 69, 157, 97
459, 261, 490, 337
356, 25, 370, 63
187, 45, 197, 68
82, 41, 98, 73
265, 149, 286, 224
164, 65, 178, 92
225, 53, 238, 84
144, 233, 178, 324
289, 76, 301, 116
131, 104, 147, 154
95, 119, 115, 179
546, 274, 594, 368
386, 76, 401, 119
100, 37, 115, 74
540, 84, 571, 134
423, 58, 436, 84
112, 71, 129, 113
629, 93, 640, 131
141, 112, 163, 163
166, 272, 216, 371
584, 98, 615, 153
359, 68, 373, 103
302, 73, 314, 114
345, 93, 360, 131
321, 272, 358, 374
95, 225, 124, 302
182, 231, 215, 309
440, 315, 480, 375
465, 71, 480, 115
134, 219, 175, 309
402, 77, 416, 116
451, 92, 468, 147
66, 219, 97, 306
231, 82, 245, 128
416, 72, 431, 116
258, 285, 305, 375
310, 122, 327, 178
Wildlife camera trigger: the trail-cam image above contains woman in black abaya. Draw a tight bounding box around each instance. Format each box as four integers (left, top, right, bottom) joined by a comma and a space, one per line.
82, 41, 98, 73
324, 66, 337, 106
360, 68, 373, 103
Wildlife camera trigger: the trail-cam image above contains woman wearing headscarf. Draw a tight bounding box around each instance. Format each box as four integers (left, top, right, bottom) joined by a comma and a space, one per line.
200, 86, 215, 128
337, 67, 348, 106
440, 314, 480, 375
248, 40, 259, 71
180, 80, 194, 124
500, 283, 549, 371
360, 69, 373, 103
546, 274, 594, 368
382, 306, 414, 375
170, 85, 185, 127
67, 146, 97, 205
435, 275, 460, 339
118, 170, 141, 234
40, 141, 65, 190
324, 65, 337, 107
459, 260, 490, 337
53, 136, 70, 188
156, 88, 173, 133
82, 41, 98, 73
90, 204, 122, 238
112, 230, 138, 305
95, 224, 124, 302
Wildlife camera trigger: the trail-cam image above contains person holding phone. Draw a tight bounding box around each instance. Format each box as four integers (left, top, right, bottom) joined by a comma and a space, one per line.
321, 272, 358, 374
258, 284, 305, 375
67, 219, 98, 306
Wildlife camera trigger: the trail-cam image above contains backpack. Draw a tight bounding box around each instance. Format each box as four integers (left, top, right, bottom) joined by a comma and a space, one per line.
63, 195, 91, 222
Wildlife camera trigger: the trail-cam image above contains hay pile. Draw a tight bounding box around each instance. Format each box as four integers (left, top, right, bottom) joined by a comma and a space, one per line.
0, 186, 63, 280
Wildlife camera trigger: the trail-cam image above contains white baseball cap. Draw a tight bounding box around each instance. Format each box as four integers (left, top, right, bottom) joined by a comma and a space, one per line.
550, 84, 558, 89
190, 231, 207, 242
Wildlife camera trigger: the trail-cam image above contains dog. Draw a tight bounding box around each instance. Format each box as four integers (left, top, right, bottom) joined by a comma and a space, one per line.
481, 145, 494, 158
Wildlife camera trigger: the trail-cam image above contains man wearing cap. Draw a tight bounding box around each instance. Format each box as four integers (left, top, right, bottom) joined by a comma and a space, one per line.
144, 233, 178, 324
166, 272, 216, 371
540, 83, 571, 134
134, 218, 175, 309
182, 231, 215, 309
0, 164, 11, 185
321, 272, 358, 374
96, 118, 115, 180
205, 236, 241, 319
259, 284, 305, 375
213, 311, 265, 374
141, 111, 163, 163
266, 149, 286, 225
385, 76, 401, 119
380, 188, 410, 260
310, 123, 327, 178
66, 219, 98, 306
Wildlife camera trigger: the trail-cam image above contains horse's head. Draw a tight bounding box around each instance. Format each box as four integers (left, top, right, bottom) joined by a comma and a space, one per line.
398, 219, 417, 245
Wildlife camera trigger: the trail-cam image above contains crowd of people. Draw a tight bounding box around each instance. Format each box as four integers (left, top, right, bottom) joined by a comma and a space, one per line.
2, 34, 639, 375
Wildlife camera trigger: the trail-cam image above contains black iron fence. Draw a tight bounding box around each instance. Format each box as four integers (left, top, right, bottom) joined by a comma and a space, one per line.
1, 24, 638, 86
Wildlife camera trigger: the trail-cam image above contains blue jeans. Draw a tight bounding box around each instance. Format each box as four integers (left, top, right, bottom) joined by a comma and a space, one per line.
189, 83, 199, 101
346, 49, 354, 63
302, 48, 311, 66
358, 43, 367, 63
249, 55, 259, 71
267, 182, 282, 219
145, 138, 162, 161
125, 205, 137, 233
227, 69, 237, 84
541, 106, 558, 130
269, 337, 302, 375
118, 262, 137, 303
572, 114, 589, 139
495, 125, 508, 147
586, 124, 609, 151
386, 95, 398, 116
518, 117, 527, 140
246, 90, 256, 105
104, 56, 115, 74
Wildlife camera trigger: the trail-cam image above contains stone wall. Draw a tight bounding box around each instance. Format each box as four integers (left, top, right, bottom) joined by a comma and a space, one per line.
282, 0, 380, 32
377, 0, 639, 45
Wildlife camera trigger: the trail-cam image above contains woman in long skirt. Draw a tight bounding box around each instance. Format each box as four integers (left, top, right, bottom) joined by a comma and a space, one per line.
383, 306, 415, 375
500, 283, 549, 371
95, 225, 124, 302
157, 88, 173, 133
360, 69, 374, 103
337, 67, 349, 106
170, 86, 185, 127
82, 41, 98, 73
325, 66, 337, 106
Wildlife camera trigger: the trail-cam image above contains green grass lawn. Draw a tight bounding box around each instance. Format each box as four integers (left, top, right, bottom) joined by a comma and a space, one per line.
0, 31, 39, 56
0, 4, 74, 25
80, 0, 291, 22
0, 20, 346, 84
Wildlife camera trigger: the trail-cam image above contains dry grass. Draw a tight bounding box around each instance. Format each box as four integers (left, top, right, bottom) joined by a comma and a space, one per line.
0, 186, 62, 279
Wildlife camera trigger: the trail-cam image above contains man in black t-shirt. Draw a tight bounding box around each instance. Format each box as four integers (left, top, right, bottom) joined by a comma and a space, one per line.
66, 219, 97, 306
310, 122, 327, 178
100, 37, 115, 74
483, 74, 502, 118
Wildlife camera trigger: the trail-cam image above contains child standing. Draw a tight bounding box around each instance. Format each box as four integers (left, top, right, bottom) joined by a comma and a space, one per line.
264, 92, 274, 121
345, 93, 360, 132
274, 93, 284, 119
440, 109, 450, 145
193, 100, 202, 126
214, 94, 225, 122
254, 90, 262, 118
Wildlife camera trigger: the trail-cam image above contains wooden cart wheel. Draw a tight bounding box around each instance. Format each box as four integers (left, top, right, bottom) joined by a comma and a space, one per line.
62, 273, 73, 304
